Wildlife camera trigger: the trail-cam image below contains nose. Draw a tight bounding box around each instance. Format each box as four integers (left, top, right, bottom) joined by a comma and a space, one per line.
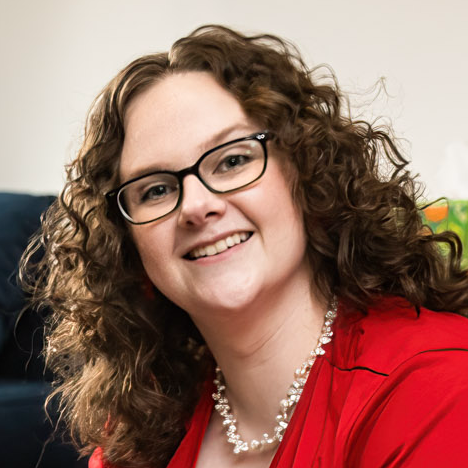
177, 175, 227, 228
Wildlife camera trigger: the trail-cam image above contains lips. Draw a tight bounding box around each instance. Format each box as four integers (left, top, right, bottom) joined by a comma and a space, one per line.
187, 232, 252, 260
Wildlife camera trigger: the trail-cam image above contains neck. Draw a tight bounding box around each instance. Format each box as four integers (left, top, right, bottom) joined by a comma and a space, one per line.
191, 270, 328, 439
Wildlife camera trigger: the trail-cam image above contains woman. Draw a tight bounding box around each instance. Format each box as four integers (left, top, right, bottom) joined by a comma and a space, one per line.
22, 25, 468, 467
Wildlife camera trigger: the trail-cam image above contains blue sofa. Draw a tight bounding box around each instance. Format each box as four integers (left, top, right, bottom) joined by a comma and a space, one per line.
0, 192, 88, 468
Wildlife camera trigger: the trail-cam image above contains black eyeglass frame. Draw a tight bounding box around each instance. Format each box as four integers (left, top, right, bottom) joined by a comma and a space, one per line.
106, 131, 272, 225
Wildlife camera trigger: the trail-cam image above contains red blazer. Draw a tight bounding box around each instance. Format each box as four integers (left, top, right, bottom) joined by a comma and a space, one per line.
90, 298, 468, 467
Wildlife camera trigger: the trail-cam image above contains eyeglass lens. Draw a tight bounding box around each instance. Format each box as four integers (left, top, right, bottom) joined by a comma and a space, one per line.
118, 138, 265, 223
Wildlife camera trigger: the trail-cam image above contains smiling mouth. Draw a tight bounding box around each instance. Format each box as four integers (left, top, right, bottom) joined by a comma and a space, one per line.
186, 232, 253, 260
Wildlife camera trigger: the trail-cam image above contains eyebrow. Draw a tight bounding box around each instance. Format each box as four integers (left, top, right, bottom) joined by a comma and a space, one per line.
123, 123, 256, 182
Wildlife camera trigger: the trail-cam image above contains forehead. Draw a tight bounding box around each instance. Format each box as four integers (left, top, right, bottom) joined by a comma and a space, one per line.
119, 72, 255, 181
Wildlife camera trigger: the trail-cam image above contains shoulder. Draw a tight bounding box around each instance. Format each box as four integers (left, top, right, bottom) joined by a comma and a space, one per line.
331, 296, 468, 375
89, 447, 118, 468
329, 298, 468, 467
344, 349, 468, 467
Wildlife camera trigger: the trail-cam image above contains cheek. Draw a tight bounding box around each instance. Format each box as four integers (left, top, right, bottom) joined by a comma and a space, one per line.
267, 181, 307, 255
261, 165, 303, 230
130, 225, 174, 279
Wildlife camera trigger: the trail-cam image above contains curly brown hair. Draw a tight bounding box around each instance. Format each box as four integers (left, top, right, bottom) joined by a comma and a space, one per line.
20, 25, 468, 467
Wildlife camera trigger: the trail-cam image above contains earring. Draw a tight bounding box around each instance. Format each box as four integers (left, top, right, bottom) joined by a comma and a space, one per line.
142, 276, 156, 300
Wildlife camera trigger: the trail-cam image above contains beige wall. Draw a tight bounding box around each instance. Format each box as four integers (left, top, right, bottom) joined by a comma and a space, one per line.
1, 0, 467, 198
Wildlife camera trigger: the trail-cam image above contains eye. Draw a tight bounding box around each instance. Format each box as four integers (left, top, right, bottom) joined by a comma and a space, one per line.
140, 183, 177, 203
215, 154, 252, 173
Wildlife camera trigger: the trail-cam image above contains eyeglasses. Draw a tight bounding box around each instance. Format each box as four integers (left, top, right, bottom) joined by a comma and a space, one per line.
106, 131, 271, 224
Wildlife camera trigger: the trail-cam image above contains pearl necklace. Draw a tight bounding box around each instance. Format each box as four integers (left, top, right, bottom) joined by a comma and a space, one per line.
212, 301, 337, 455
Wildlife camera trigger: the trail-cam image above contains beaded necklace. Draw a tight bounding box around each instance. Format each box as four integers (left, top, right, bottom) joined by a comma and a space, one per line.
212, 302, 337, 454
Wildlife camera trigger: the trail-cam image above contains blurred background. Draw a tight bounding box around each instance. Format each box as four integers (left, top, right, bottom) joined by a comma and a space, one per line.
1, 0, 467, 199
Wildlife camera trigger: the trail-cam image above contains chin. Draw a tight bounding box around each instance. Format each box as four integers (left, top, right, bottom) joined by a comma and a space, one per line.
188, 285, 263, 318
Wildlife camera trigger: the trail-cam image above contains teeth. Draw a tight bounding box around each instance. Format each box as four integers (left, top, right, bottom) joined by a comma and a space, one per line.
189, 232, 250, 259
206, 245, 217, 256
215, 239, 228, 253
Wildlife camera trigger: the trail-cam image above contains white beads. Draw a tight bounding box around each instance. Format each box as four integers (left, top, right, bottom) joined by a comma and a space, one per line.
250, 439, 260, 449
212, 300, 337, 455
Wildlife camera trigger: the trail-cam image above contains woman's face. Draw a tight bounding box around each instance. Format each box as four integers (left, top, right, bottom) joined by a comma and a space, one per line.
120, 72, 310, 317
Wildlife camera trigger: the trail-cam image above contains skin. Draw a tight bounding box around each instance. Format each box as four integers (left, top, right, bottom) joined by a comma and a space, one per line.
120, 72, 328, 468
